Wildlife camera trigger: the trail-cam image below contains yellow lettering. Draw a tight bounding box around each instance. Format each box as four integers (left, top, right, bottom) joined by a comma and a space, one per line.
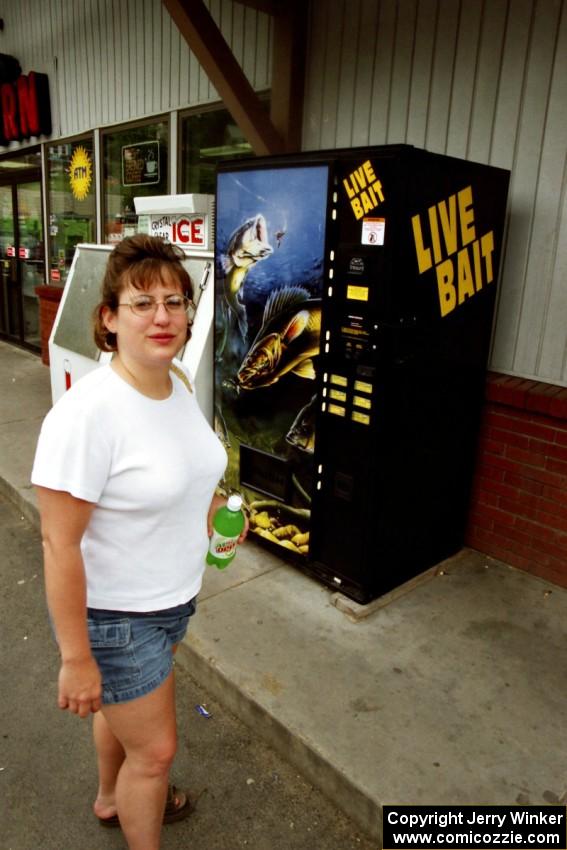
438, 194, 458, 257
412, 214, 432, 274
428, 205, 442, 265
351, 197, 364, 220
473, 238, 482, 291
458, 185, 476, 246
436, 259, 456, 317
361, 190, 374, 214
354, 167, 367, 190
481, 231, 495, 282
372, 180, 384, 202
457, 246, 475, 304
343, 177, 356, 200
363, 159, 376, 184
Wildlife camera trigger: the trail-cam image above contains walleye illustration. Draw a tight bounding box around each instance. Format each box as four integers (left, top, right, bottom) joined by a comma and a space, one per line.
286, 394, 317, 453
220, 214, 273, 349
237, 287, 321, 390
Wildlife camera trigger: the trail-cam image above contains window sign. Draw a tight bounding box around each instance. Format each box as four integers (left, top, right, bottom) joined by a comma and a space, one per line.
47, 137, 96, 287
103, 119, 168, 243
122, 141, 160, 186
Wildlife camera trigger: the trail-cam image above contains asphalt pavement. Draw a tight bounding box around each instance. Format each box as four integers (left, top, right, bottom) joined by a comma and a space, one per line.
0, 493, 376, 850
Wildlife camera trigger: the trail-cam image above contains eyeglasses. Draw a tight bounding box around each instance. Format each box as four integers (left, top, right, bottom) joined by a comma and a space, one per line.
119, 294, 196, 321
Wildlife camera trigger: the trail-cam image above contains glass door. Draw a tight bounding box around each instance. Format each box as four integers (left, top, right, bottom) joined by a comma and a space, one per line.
0, 167, 44, 350
17, 180, 44, 348
0, 185, 17, 337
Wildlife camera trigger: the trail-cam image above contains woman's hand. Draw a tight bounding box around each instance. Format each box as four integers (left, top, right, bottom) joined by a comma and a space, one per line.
58, 655, 102, 718
207, 493, 249, 544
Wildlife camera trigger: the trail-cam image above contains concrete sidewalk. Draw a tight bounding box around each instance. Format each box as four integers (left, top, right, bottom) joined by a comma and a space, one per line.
1, 339, 566, 841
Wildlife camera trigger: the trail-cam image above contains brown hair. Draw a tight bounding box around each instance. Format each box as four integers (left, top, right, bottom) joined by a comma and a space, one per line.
93, 234, 195, 352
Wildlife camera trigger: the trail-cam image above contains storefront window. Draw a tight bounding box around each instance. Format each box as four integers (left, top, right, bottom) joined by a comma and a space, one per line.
180, 108, 255, 195
47, 137, 96, 286
103, 119, 168, 243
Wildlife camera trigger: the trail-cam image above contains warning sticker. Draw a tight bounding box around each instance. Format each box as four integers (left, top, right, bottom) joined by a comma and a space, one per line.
361, 218, 385, 246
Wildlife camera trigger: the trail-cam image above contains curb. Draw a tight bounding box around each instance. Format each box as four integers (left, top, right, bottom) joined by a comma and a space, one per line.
177, 639, 382, 841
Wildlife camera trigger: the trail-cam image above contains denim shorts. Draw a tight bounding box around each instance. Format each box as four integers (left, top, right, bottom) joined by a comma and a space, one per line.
86, 598, 196, 705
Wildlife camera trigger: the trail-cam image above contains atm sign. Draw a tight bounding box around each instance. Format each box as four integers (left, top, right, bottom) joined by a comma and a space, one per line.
150, 214, 207, 248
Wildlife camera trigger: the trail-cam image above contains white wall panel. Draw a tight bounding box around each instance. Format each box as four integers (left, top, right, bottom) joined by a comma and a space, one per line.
304, 0, 567, 386
0, 0, 272, 136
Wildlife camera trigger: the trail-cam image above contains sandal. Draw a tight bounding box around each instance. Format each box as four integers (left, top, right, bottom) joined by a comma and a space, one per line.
97, 783, 195, 828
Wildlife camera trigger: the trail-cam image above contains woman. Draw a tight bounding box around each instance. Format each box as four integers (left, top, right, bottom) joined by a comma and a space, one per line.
31, 235, 247, 850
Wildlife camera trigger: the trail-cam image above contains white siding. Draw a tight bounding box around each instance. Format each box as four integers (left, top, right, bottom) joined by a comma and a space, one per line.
304, 0, 567, 387
2, 0, 273, 134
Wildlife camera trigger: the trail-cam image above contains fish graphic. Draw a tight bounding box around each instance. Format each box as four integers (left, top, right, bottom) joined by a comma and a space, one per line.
237, 287, 321, 390
285, 394, 317, 453
222, 214, 273, 340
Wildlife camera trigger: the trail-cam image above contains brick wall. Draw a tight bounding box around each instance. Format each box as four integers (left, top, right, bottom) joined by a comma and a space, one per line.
466, 374, 567, 588
36, 285, 63, 366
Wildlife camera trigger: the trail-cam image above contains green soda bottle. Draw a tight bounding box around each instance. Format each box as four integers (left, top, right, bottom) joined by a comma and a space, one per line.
206, 494, 245, 569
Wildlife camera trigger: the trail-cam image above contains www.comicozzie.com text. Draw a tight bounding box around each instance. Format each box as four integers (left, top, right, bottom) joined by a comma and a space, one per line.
383, 807, 566, 848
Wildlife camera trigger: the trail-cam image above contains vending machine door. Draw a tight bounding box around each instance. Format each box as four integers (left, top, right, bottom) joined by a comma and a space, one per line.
214, 163, 330, 562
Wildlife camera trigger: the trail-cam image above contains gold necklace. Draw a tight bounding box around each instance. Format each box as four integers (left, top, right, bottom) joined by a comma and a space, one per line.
112, 356, 172, 399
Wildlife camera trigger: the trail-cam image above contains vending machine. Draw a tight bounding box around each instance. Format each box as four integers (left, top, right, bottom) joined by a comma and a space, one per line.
49, 195, 215, 422
214, 145, 509, 603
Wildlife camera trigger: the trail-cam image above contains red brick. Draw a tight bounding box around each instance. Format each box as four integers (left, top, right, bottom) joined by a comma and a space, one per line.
555, 429, 567, 448
548, 389, 567, 420
502, 471, 544, 496
479, 490, 500, 507
482, 438, 504, 455
546, 456, 567, 476
514, 516, 563, 542
499, 495, 540, 517
476, 504, 517, 527
481, 409, 525, 430
490, 522, 533, 550
506, 446, 546, 468
487, 455, 526, 476
489, 428, 531, 449
540, 441, 567, 462
536, 495, 567, 521
535, 508, 567, 530
478, 477, 518, 501
525, 383, 564, 416
476, 463, 505, 482
542, 484, 567, 505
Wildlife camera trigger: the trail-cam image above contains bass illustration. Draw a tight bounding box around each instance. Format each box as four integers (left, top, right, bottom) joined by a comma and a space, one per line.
217, 214, 273, 357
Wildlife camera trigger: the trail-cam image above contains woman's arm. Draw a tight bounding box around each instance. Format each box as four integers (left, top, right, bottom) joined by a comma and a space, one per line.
207, 493, 249, 543
36, 486, 101, 718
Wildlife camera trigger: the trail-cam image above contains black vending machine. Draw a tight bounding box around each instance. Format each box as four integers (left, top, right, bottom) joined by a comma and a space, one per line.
213, 145, 509, 603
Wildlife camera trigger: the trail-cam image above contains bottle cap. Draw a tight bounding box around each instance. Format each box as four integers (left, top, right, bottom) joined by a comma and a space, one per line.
227, 494, 243, 512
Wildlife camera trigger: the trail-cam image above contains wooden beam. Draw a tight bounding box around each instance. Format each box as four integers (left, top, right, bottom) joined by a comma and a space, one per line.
269, 0, 307, 152
162, 0, 285, 155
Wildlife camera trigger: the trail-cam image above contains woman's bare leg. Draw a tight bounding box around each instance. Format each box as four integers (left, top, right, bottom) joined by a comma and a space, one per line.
92, 710, 126, 818
99, 671, 178, 850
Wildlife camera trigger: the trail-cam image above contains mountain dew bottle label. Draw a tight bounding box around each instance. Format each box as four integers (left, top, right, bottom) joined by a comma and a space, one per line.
206, 494, 245, 570
208, 530, 238, 559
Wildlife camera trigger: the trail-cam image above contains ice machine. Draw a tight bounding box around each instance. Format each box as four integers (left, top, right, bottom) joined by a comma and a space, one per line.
49, 195, 215, 421
213, 145, 510, 603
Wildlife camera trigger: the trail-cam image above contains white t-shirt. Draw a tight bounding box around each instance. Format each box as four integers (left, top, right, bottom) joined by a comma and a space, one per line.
31, 362, 227, 612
